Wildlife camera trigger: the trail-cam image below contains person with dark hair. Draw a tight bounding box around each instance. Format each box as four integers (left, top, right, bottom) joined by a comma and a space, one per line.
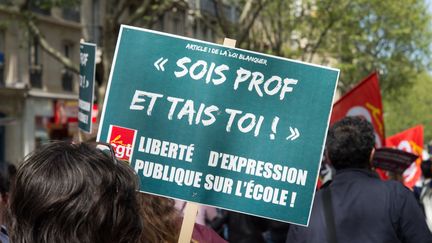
137, 193, 226, 243
286, 116, 432, 243
8, 141, 143, 243
138, 193, 180, 243
0, 162, 16, 243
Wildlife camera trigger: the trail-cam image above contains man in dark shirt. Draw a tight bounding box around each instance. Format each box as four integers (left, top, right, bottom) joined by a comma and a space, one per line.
286, 116, 432, 243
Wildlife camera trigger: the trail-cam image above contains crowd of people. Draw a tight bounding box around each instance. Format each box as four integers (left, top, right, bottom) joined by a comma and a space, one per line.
0, 116, 431, 243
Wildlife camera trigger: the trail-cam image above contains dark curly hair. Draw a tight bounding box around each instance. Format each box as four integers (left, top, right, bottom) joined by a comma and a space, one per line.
326, 116, 375, 170
9, 141, 143, 243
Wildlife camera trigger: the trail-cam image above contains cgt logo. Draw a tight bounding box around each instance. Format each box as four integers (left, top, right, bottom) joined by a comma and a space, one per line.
107, 125, 137, 162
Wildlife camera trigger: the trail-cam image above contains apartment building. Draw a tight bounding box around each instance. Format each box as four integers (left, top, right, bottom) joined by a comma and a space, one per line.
0, 0, 237, 164
0, 3, 81, 164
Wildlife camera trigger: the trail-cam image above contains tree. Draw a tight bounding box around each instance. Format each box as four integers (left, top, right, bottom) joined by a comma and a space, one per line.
193, 0, 270, 47
3, 0, 430, 118
254, 0, 432, 95
96, 0, 188, 94
334, 0, 432, 95
384, 72, 432, 143
0, 0, 81, 73
0, 0, 188, 102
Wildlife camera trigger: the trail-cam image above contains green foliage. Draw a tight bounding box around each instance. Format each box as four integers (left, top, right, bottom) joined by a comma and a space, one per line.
254, 0, 432, 143
330, 0, 432, 95
384, 72, 432, 143
256, 0, 432, 97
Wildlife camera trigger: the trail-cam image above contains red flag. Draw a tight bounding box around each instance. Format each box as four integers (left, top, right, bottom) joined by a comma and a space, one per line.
330, 72, 385, 148
386, 125, 424, 189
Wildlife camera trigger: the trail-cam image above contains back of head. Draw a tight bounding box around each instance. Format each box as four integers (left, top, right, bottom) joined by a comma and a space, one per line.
9, 141, 142, 243
326, 116, 375, 170
138, 193, 180, 243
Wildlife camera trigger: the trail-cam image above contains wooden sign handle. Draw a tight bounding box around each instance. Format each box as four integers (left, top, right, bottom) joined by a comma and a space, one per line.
178, 202, 199, 243
177, 37, 236, 243
78, 130, 84, 142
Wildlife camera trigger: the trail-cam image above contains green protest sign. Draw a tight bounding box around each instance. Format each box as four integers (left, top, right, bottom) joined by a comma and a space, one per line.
97, 25, 339, 225
79, 42, 96, 133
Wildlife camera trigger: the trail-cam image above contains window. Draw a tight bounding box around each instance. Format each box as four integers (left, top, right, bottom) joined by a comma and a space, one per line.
30, 0, 51, 16
62, 42, 74, 92
29, 37, 42, 89
62, 5, 80, 22
30, 37, 40, 66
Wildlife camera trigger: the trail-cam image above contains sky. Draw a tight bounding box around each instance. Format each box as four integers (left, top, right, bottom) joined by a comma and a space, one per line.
427, 0, 432, 13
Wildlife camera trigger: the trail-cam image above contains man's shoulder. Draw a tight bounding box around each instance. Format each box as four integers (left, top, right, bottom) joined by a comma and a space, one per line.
334, 169, 409, 191
377, 179, 412, 195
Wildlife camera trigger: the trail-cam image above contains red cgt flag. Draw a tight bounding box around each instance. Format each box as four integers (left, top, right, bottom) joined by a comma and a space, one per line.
386, 125, 424, 189
330, 72, 385, 148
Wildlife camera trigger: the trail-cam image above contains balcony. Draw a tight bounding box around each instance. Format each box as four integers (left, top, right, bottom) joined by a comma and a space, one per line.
62, 7, 80, 22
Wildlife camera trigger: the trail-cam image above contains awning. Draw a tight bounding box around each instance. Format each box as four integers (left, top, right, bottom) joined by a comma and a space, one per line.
0, 87, 78, 100
28, 89, 78, 100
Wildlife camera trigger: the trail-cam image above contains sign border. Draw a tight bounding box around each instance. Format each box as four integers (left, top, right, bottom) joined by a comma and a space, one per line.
97, 25, 340, 226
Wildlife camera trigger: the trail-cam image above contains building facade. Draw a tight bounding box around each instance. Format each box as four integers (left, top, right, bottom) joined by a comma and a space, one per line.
0, 4, 81, 164
0, 0, 237, 164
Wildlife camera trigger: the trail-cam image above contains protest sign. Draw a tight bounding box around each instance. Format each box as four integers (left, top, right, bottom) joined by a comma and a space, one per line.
79, 42, 96, 133
386, 125, 424, 188
330, 72, 385, 147
97, 25, 339, 225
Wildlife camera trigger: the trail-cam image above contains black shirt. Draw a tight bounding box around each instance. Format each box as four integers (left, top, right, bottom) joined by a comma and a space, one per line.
286, 169, 432, 243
